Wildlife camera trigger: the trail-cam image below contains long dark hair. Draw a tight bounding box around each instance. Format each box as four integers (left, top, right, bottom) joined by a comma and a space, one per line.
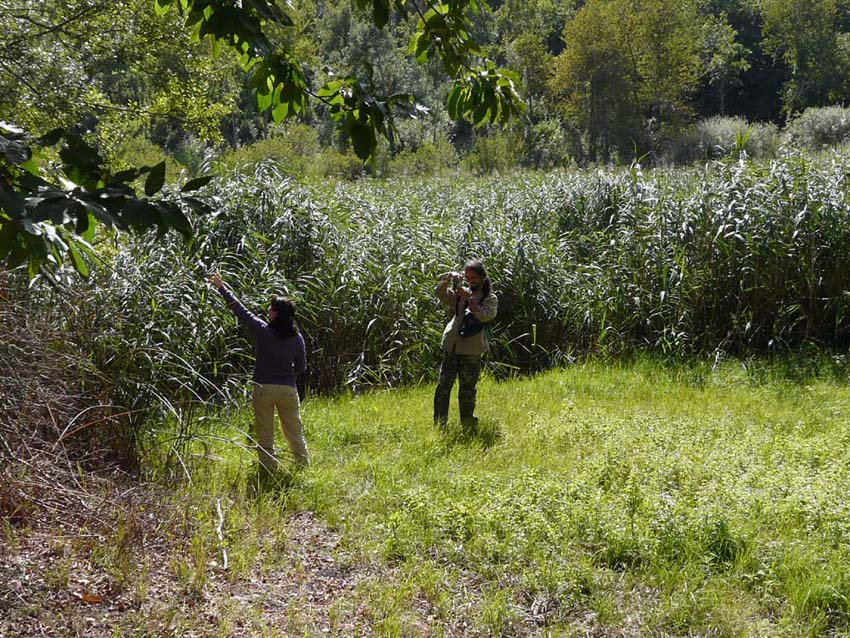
268, 295, 299, 338
464, 259, 491, 299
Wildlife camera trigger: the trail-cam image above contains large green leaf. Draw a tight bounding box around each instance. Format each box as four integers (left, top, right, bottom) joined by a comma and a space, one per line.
351, 121, 377, 160
0, 218, 19, 260
37, 128, 64, 146
182, 197, 212, 215
0, 184, 26, 219
154, 0, 172, 16
181, 176, 214, 193
67, 238, 89, 277
373, 0, 390, 29
122, 199, 161, 228
59, 134, 102, 177
157, 202, 192, 237
145, 161, 167, 196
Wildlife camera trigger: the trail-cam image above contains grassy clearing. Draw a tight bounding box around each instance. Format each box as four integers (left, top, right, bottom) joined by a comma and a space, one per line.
5, 358, 850, 636
139, 359, 850, 637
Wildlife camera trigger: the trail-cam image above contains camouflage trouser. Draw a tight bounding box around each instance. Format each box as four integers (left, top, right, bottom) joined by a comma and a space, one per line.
434, 352, 482, 427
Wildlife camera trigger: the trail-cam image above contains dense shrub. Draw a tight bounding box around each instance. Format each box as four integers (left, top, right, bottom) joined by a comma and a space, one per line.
218, 123, 320, 170
217, 123, 364, 180
60, 155, 850, 427
785, 105, 850, 149
313, 148, 366, 181
386, 139, 460, 177
110, 135, 184, 177
669, 116, 779, 163
461, 131, 522, 174
0, 272, 138, 470
521, 118, 579, 169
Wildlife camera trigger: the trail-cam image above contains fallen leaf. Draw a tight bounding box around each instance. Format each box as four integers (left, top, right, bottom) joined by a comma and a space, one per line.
73, 592, 104, 604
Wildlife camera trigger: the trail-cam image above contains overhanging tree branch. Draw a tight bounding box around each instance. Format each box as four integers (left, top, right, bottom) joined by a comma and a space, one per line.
0, 0, 526, 279
5, 2, 111, 48
154, 0, 525, 160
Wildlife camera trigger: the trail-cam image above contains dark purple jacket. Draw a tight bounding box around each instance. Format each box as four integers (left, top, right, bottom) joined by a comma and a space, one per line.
218, 286, 306, 387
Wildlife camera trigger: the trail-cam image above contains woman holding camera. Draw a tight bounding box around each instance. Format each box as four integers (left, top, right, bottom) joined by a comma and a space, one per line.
433, 259, 498, 430
210, 274, 309, 471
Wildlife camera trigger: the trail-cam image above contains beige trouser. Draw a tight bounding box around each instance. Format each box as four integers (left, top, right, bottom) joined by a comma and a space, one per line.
251, 383, 309, 470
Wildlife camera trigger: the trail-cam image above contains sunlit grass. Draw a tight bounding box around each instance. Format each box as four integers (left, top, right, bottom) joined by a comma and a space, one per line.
167, 359, 850, 636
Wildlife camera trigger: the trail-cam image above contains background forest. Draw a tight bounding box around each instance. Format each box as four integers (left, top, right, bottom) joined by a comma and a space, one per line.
7, 0, 850, 176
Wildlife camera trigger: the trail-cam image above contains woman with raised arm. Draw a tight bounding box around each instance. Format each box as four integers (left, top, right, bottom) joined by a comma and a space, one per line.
433, 259, 498, 431
210, 273, 309, 471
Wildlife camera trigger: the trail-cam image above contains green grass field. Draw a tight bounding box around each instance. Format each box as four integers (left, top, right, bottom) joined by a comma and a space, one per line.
8, 358, 850, 637
156, 359, 850, 637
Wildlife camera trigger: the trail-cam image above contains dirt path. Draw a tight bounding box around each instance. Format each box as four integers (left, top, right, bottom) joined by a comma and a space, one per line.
1, 488, 375, 638
207, 511, 375, 636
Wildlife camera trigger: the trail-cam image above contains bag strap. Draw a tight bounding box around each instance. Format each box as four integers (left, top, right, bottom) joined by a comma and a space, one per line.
455, 294, 468, 317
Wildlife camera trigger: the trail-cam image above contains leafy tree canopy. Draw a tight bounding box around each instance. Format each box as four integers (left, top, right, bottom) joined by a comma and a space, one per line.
154, 0, 525, 159
758, 0, 850, 113
551, 0, 703, 160
1, 0, 525, 278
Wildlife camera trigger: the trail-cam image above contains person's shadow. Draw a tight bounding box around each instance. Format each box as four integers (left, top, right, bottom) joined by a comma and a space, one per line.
440, 418, 503, 450
245, 461, 305, 499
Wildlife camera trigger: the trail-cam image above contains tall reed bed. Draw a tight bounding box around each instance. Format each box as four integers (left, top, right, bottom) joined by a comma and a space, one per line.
67, 154, 850, 447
